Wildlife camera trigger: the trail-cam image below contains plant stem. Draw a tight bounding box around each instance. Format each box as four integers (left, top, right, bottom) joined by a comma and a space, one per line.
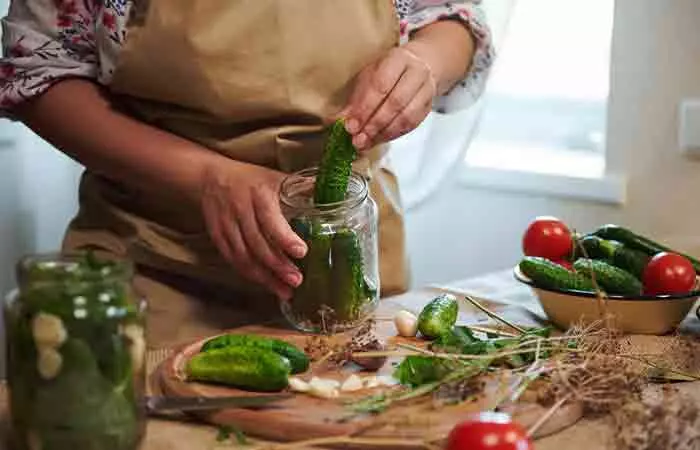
526, 395, 571, 437
463, 296, 527, 334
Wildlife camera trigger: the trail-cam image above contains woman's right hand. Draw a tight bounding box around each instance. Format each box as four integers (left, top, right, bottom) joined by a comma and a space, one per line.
199, 160, 308, 301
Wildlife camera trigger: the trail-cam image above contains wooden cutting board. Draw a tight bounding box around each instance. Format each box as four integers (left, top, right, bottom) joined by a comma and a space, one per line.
156, 323, 583, 444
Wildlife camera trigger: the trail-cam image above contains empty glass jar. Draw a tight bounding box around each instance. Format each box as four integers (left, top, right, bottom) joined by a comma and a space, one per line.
4, 253, 147, 450
280, 167, 380, 333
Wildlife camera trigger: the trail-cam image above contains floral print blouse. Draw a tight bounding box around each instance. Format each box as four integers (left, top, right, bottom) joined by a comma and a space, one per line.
0, 0, 493, 114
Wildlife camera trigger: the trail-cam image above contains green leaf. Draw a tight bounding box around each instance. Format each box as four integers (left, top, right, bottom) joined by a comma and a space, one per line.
393, 356, 460, 387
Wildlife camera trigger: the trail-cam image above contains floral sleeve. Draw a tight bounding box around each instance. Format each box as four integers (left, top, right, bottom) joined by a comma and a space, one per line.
396, 0, 494, 113
0, 0, 127, 112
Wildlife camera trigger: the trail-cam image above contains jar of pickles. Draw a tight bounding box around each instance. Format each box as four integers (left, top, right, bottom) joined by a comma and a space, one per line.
280, 167, 380, 333
4, 253, 147, 450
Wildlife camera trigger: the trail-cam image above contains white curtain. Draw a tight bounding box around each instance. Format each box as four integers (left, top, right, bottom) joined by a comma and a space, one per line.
388, 0, 518, 210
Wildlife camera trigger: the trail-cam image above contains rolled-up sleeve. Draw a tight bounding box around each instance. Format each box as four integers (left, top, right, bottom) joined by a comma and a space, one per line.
398, 0, 494, 113
0, 0, 99, 113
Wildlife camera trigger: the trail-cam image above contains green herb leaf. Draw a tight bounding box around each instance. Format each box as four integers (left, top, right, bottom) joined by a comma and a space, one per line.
394, 356, 460, 387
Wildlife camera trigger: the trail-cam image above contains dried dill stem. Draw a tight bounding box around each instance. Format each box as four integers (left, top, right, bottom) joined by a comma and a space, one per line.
536, 323, 644, 415
612, 388, 700, 450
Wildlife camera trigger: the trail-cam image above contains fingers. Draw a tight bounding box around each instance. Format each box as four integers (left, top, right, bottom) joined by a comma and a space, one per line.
223, 219, 294, 302
237, 189, 303, 289
253, 187, 307, 259
343, 47, 437, 151
344, 48, 408, 144
358, 66, 428, 147
373, 81, 433, 144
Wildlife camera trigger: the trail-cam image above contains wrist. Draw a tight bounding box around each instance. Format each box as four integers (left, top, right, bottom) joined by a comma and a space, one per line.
405, 20, 475, 95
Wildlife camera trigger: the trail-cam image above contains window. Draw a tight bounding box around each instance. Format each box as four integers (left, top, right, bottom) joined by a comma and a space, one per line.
465, 0, 615, 179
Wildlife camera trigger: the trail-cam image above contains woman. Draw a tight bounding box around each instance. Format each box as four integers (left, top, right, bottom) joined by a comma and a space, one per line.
0, 1, 493, 345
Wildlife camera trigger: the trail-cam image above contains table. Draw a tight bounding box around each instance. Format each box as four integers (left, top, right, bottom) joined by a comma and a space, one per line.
2, 269, 698, 449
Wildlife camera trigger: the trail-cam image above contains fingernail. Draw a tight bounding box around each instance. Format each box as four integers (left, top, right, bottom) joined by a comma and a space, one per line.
292, 244, 307, 258
346, 119, 359, 134
353, 133, 368, 149
286, 272, 302, 287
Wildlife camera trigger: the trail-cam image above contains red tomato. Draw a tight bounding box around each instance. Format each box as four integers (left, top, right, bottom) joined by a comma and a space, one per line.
522, 217, 572, 260
642, 252, 696, 295
446, 412, 532, 450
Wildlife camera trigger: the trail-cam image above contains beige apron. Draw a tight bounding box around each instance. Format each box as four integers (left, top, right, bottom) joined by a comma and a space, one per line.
63, 0, 410, 345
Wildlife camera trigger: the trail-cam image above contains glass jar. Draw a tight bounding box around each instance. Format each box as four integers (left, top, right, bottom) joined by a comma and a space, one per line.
280, 167, 380, 333
4, 253, 147, 450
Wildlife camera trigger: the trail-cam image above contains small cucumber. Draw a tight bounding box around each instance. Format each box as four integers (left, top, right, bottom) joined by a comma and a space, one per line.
186, 347, 291, 392
314, 119, 357, 204
592, 224, 700, 273
580, 235, 650, 279
519, 257, 594, 292
417, 294, 459, 340
573, 259, 642, 296
200, 334, 309, 374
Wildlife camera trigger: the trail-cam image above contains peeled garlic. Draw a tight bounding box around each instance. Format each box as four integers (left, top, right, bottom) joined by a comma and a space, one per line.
340, 374, 364, 392
308, 377, 339, 399
363, 376, 380, 389
393, 310, 418, 337
32, 313, 67, 349
37, 347, 63, 380
288, 377, 310, 393
376, 375, 399, 387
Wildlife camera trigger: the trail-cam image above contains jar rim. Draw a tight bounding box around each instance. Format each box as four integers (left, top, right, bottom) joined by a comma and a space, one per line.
16, 251, 135, 286
279, 167, 368, 213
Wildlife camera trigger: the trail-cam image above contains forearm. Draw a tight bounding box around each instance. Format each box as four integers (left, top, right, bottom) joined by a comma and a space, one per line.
15, 79, 223, 204
404, 19, 476, 95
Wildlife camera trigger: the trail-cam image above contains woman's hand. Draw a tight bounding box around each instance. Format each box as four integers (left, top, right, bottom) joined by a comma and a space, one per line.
342, 46, 437, 151
200, 161, 307, 301
342, 20, 475, 151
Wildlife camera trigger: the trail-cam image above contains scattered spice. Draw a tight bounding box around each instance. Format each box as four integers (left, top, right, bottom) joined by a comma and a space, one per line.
612, 388, 700, 450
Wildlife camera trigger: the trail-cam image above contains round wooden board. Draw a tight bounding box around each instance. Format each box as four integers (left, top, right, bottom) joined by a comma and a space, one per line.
156, 325, 584, 444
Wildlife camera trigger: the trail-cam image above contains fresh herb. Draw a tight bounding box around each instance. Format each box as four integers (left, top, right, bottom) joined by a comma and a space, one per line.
217, 425, 249, 445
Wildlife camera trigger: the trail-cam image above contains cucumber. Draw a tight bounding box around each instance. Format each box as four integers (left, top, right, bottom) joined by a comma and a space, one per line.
330, 228, 369, 322
200, 334, 309, 374
579, 236, 650, 279
186, 347, 291, 392
417, 294, 459, 340
573, 258, 643, 296
592, 224, 700, 273
519, 257, 595, 292
314, 119, 357, 205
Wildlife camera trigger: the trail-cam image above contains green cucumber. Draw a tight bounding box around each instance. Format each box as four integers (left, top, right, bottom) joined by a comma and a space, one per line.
592, 224, 700, 273
573, 258, 642, 296
186, 347, 291, 392
200, 334, 309, 374
579, 235, 650, 279
519, 257, 595, 292
314, 119, 357, 204
417, 294, 459, 340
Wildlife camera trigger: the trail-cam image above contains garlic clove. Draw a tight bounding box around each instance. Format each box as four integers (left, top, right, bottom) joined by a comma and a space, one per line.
393, 310, 418, 337
340, 374, 364, 392
288, 377, 310, 393
32, 313, 68, 349
363, 376, 380, 389
37, 347, 63, 380
377, 375, 399, 387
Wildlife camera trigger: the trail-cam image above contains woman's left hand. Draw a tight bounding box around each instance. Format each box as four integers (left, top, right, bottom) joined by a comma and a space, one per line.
342, 46, 437, 151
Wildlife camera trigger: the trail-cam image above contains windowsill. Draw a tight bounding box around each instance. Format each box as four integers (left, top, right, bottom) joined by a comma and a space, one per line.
458, 164, 627, 205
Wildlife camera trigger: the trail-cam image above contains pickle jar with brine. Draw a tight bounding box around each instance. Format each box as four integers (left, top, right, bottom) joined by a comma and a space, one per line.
4, 253, 147, 450
280, 167, 380, 333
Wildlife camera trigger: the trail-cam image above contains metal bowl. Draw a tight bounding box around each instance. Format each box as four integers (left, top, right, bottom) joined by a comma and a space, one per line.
514, 266, 700, 335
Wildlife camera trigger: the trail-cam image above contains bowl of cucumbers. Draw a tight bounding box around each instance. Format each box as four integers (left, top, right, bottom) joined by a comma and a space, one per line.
515, 218, 700, 335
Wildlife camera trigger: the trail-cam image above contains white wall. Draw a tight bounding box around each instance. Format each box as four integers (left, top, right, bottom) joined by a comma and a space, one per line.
404, 0, 700, 287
